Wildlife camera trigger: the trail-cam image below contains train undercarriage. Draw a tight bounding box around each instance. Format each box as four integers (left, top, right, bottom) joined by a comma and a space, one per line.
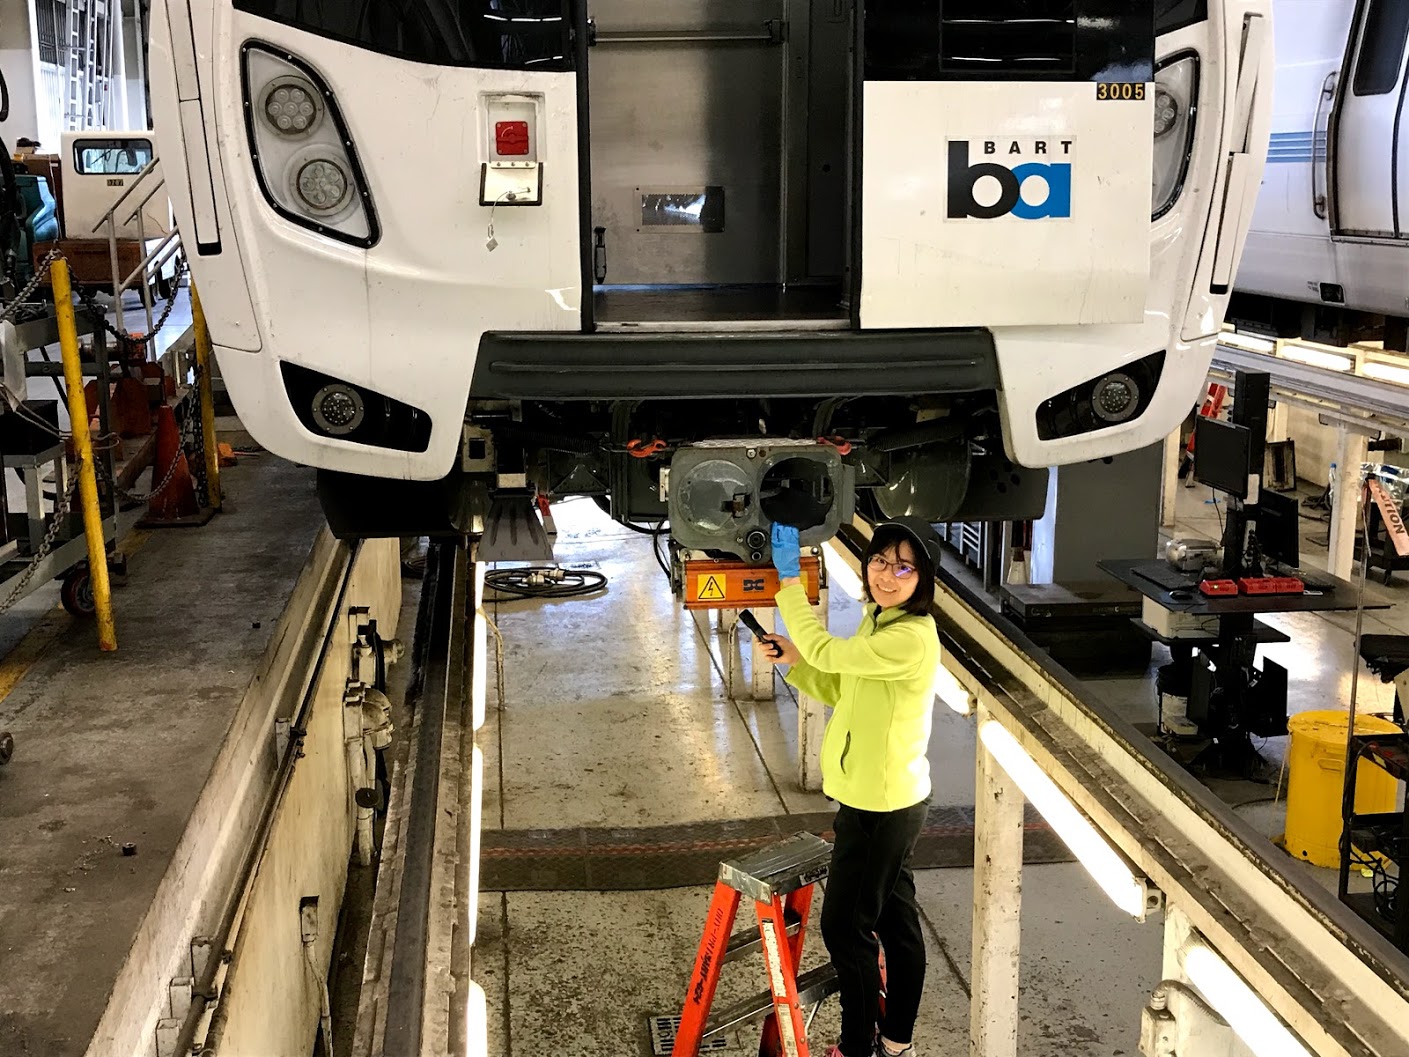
316, 392, 1053, 561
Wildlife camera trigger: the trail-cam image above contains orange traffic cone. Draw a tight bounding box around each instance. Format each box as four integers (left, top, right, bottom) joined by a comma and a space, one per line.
143, 404, 201, 522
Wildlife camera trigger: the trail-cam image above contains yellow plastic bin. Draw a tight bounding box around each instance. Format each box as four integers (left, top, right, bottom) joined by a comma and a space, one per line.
1283, 710, 1401, 868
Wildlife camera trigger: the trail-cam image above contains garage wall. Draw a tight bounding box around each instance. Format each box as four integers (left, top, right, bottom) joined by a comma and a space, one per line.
0, 0, 42, 144
209, 538, 401, 1057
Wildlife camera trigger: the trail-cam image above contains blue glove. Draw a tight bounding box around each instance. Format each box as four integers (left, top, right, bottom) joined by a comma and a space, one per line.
771, 523, 801, 579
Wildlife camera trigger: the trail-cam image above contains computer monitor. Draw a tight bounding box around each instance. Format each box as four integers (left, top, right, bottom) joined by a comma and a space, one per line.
1193, 418, 1252, 498
1256, 489, 1300, 569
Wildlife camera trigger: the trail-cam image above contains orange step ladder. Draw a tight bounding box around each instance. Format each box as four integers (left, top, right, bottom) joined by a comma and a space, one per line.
664, 833, 842, 1057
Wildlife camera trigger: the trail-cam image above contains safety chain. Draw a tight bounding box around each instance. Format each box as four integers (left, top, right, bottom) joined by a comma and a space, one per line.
0, 245, 188, 356
0, 471, 79, 617
0, 247, 63, 326
96, 392, 204, 506
3, 243, 209, 503
0, 246, 210, 613
77, 260, 189, 355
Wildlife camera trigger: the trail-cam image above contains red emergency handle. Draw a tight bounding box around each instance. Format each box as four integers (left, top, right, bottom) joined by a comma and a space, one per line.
495, 120, 530, 156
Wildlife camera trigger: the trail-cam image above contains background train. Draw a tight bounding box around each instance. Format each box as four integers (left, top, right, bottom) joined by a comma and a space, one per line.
1232, 0, 1409, 350
145, 1, 1273, 547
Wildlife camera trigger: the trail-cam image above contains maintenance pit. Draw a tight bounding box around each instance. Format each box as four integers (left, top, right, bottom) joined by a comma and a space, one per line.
471, 498, 1162, 1056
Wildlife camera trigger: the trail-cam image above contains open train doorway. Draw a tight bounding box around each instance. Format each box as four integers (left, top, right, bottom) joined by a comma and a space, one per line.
585, 0, 854, 330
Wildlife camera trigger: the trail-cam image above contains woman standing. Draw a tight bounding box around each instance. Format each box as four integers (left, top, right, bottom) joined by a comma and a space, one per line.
762, 518, 943, 1057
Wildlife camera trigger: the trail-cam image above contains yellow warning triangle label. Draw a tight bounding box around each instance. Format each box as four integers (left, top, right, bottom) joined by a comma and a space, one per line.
697, 575, 727, 601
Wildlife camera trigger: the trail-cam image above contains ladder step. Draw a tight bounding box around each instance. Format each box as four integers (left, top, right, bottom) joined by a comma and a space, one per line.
718, 832, 831, 904
703, 963, 840, 1039
722, 907, 803, 966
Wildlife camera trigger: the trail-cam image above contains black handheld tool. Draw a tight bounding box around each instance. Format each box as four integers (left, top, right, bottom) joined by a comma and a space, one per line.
738, 609, 784, 659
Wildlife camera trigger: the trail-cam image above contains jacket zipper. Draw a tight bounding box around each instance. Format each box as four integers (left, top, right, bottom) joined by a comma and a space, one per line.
839, 731, 852, 774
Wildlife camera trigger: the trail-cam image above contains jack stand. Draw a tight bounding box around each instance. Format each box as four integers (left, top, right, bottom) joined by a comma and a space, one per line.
480, 488, 553, 563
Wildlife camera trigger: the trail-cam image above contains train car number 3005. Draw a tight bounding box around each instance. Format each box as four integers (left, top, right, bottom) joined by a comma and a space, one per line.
1097, 82, 1148, 101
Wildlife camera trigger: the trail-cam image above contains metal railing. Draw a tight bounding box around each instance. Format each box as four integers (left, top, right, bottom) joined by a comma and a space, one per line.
91, 155, 183, 338
1211, 343, 1409, 438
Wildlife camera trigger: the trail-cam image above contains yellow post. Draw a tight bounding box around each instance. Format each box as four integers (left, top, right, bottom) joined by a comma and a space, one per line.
50, 258, 117, 651
191, 285, 223, 510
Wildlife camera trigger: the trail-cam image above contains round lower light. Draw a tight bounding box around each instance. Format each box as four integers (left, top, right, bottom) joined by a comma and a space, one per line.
311, 383, 365, 436
261, 79, 322, 137
1092, 372, 1141, 424
294, 158, 351, 215
1154, 87, 1180, 139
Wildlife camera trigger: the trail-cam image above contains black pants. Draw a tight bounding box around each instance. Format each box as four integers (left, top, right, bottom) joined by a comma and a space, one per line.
820, 799, 928, 1057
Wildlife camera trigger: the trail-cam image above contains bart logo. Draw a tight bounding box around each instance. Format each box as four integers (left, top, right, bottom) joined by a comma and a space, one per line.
947, 139, 1073, 220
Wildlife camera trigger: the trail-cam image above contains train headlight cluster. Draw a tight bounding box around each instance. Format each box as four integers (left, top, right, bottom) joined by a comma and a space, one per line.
295, 158, 352, 215
1153, 86, 1180, 139
1152, 54, 1199, 220
242, 44, 377, 245
261, 78, 323, 137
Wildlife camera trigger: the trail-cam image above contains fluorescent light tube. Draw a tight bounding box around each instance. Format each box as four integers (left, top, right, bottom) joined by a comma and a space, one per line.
979, 720, 1147, 918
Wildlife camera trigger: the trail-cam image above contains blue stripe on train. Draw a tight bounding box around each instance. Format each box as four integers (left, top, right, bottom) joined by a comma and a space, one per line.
1265, 130, 1324, 164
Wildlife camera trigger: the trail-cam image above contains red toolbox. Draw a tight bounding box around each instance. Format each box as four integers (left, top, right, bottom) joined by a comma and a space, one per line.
1238, 576, 1305, 595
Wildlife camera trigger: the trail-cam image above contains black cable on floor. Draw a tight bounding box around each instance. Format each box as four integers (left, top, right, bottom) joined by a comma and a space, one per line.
484, 567, 608, 600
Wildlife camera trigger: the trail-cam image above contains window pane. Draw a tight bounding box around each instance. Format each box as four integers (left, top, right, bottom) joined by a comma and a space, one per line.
940, 0, 1076, 76
864, 0, 1150, 83
73, 139, 155, 175
232, 0, 573, 71
1353, 0, 1409, 96
1154, 0, 1208, 37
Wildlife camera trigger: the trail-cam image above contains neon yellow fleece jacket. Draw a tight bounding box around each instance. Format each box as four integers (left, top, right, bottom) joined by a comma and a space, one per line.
775, 583, 939, 812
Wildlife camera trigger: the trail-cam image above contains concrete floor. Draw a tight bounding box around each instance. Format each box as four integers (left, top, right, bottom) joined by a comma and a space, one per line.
0, 455, 322, 1056
477, 500, 1162, 1057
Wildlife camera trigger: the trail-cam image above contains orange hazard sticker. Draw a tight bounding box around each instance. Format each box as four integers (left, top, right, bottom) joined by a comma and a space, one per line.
696, 575, 727, 602
683, 558, 821, 609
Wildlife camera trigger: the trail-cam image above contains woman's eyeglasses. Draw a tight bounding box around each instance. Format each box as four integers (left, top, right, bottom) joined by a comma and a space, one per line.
867, 554, 916, 579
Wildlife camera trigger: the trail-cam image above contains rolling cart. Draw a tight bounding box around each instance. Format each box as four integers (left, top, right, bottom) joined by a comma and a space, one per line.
0, 309, 120, 617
